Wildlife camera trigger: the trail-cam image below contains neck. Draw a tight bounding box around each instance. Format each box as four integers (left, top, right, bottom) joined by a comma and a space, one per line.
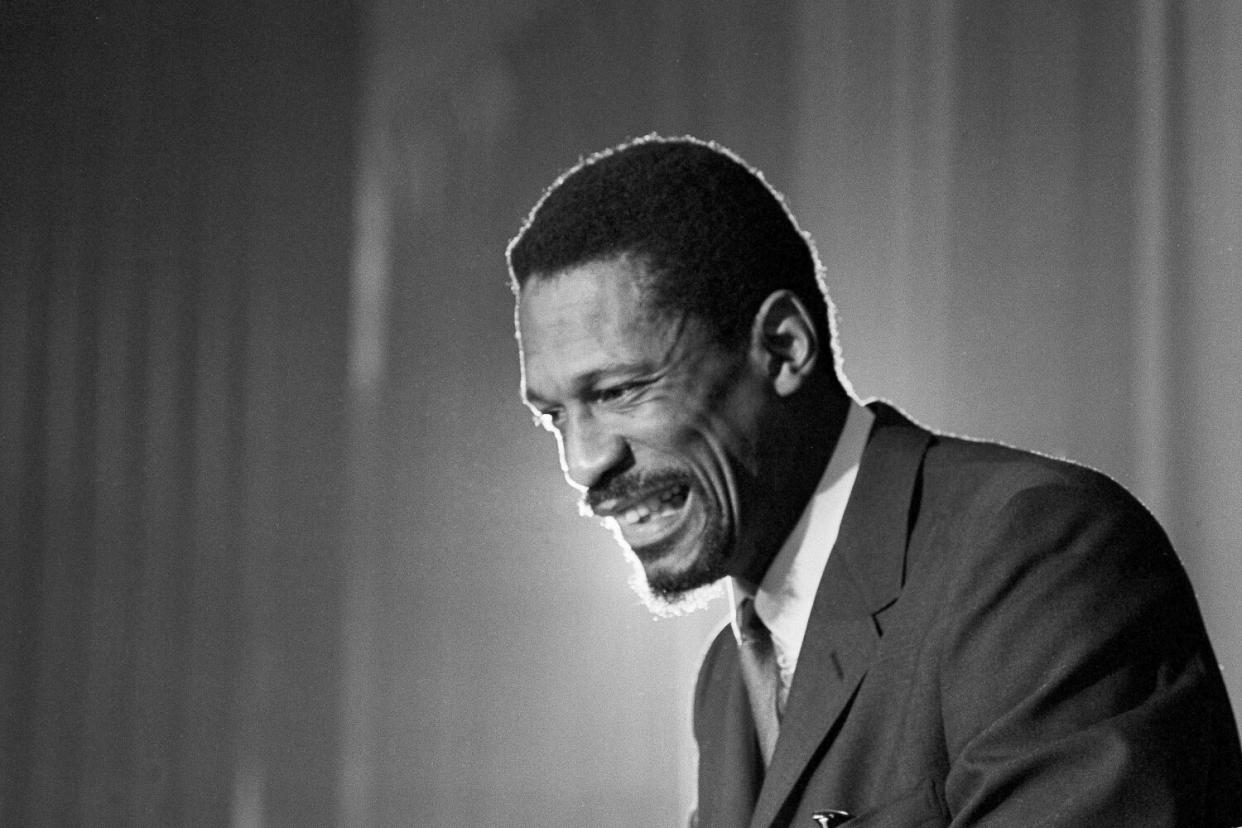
735, 379, 853, 586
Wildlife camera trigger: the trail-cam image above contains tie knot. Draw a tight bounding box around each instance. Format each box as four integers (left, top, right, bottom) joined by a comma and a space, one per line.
737, 598, 771, 645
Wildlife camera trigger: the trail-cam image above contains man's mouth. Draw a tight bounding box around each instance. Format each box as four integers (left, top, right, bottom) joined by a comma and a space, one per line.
613, 483, 690, 526
592, 482, 693, 549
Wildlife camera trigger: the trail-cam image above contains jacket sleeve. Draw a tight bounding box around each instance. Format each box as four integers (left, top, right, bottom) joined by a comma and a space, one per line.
936, 478, 1242, 826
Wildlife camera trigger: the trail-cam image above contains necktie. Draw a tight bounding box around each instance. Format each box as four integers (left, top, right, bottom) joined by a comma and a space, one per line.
737, 598, 781, 766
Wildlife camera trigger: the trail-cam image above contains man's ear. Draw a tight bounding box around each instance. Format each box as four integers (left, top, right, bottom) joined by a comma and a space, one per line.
749, 289, 819, 396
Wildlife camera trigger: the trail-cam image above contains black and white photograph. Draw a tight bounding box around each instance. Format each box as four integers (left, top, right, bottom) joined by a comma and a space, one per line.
3, 2, 1241, 825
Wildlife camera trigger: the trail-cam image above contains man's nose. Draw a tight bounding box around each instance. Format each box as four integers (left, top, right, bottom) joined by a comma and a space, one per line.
560, 411, 628, 490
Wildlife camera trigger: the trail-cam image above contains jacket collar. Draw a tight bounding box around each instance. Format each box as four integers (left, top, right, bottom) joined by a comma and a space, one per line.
747, 401, 931, 828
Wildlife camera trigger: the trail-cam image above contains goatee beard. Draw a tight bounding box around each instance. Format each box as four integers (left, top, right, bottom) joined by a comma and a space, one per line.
627, 564, 724, 618
626, 517, 730, 618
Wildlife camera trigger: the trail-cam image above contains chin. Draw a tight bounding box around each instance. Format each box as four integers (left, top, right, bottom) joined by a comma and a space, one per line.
626, 532, 731, 616
627, 561, 725, 618
642, 554, 718, 597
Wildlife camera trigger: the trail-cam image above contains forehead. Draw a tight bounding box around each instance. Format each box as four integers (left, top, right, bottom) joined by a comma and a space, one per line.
517, 258, 679, 397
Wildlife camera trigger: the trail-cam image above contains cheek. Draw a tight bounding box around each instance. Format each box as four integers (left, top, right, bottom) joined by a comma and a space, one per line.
694, 370, 769, 464
686, 407, 764, 479
669, 418, 761, 507
636, 376, 766, 472
644, 407, 731, 459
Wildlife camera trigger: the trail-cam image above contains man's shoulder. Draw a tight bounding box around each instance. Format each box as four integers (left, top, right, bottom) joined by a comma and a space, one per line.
917, 426, 1156, 528
897, 426, 1192, 635
867, 400, 1141, 510
880, 418, 1179, 595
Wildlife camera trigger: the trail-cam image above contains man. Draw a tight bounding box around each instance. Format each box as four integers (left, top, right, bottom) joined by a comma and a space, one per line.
507, 135, 1242, 826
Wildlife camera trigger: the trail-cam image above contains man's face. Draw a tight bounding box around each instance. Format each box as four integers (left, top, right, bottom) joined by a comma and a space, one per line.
518, 256, 775, 606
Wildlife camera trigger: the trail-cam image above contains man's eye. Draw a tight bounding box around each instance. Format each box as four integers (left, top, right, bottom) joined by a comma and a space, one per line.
593, 383, 638, 404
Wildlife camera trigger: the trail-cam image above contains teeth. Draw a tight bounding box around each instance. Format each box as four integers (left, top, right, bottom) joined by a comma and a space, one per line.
617, 486, 687, 525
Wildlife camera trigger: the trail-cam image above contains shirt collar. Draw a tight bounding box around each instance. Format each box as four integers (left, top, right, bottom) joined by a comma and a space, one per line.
730, 399, 875, 670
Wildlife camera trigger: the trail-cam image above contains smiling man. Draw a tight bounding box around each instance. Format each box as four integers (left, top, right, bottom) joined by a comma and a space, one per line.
518, 252, 838, 606
507, 136, 1242, 826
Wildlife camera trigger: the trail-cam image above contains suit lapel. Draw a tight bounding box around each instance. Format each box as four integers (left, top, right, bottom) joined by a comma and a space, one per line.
747, 403, 931, 828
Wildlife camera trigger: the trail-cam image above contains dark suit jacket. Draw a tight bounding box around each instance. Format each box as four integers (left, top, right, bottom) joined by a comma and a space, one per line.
693, 403, 1242, 827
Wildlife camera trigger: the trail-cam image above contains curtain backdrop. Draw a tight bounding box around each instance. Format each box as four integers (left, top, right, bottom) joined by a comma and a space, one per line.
1, 5, 358, 826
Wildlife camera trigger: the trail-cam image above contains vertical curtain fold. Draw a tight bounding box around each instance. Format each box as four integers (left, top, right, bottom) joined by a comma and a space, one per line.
1, 5, 358, 826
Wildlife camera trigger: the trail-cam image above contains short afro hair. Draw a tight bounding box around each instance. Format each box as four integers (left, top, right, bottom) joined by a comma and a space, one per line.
507, 135, 837, 357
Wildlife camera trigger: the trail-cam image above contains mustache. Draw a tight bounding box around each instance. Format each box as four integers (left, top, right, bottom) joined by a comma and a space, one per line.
581, 468, 693, 515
